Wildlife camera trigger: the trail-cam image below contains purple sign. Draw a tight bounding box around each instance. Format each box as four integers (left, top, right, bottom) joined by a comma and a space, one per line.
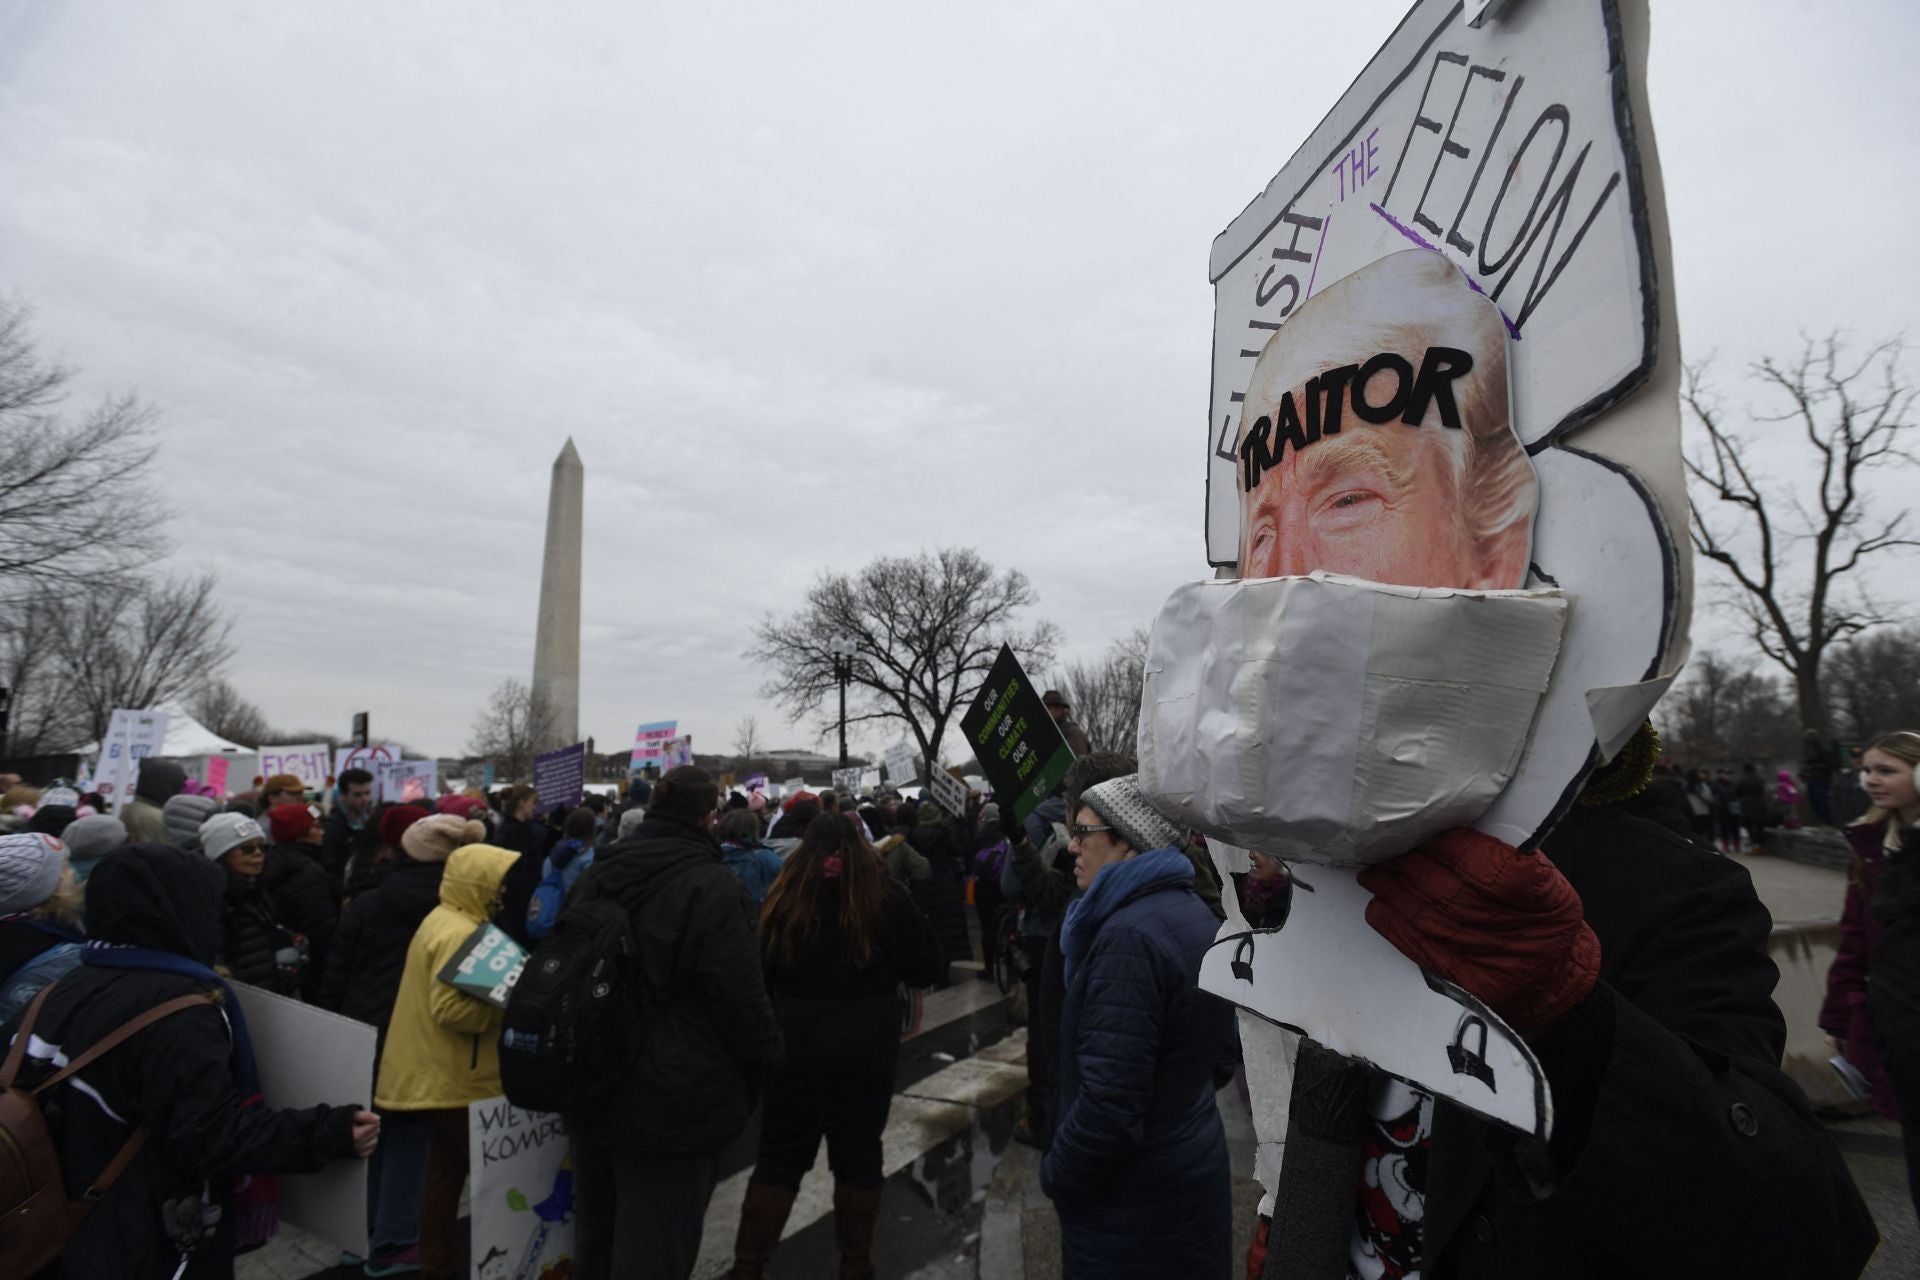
531, 742, 587, 815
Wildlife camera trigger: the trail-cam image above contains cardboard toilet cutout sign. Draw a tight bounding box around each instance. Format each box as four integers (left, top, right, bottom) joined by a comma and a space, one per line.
1142, 0, 1691, 1145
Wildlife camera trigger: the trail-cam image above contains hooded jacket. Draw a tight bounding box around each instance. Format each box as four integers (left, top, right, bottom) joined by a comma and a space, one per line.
565, 812, 782, 1154
4, 844, 359, 1279
120, 759, 186, 845
1042, 846, 1235, 1279
373, 843, 520, 1111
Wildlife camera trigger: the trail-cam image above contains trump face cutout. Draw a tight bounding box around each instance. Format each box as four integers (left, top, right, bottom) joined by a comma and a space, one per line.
1236, 249, 1536, 591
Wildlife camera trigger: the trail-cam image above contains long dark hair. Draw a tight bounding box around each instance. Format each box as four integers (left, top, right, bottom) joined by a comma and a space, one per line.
761, 814, 886, 968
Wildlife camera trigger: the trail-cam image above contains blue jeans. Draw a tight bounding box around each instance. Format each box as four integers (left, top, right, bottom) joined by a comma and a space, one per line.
367, 1110, 430, 1251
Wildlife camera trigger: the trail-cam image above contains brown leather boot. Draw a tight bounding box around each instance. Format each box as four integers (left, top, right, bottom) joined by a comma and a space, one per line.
833, 1182, 883, 1280
731, 1180, 798, 1280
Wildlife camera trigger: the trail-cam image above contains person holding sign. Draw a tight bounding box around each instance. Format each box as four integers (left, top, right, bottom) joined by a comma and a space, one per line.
374, 841, 521, 1280
1213, 249, 1876, 1277
2, 844, 378, 1279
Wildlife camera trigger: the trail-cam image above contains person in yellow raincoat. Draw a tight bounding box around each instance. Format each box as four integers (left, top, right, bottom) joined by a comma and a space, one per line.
375, 842, 520, 1280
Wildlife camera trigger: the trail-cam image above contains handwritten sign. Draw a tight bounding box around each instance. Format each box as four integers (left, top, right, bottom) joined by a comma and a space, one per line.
469, 1097, 573, 1280
260, 743, 332, 790
436, 923, 529, 1010
384, 760, 438, 805
926, 768, 968, 820
1203, 0, 1657, 563
831, 766, 864, 797
96, 708, 169, 813
335, 743, 403, 782
884, 742, 920, 786
629, 721, 677, 772
960, 645, 1074, 825
531, 743, 587, 815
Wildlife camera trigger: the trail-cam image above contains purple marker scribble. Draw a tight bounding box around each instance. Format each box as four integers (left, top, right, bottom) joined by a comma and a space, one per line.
1368, 202, 1521, 340
1304, 213, 1330, 303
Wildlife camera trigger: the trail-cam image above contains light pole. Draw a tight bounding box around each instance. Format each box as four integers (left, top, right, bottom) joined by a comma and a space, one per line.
829, 634, 857, 768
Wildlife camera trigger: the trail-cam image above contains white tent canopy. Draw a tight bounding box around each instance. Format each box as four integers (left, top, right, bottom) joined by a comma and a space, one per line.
80, 704, 254, 760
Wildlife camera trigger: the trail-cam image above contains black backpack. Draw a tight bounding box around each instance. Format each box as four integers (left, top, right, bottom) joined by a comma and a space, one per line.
497, 897, 641, 1113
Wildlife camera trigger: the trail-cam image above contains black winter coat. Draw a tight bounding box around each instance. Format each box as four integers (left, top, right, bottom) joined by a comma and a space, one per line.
316, 856, 447, 1031
1414, 806, 1876, 1278
6, 844, 359, 1280
318, 807, 376, 896
763, 879, 943, 1079
219, 874, 299, 996
262, 843, 339, 1000
906, 815, 972, 966
565, 813, 782, 1155
493, 816, 549, 946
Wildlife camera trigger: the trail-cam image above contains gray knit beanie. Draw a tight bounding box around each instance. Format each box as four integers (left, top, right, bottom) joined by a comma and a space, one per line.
61, 814, 128, 866
0, 832, 68, 913
162, 793, 221, 851
1079, 774, 1183, 854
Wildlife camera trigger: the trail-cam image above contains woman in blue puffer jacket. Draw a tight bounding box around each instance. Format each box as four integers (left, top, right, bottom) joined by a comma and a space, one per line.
1041, 773, 1236, 1278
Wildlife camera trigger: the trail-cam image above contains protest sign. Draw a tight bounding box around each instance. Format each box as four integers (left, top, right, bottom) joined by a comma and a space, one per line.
384, 760, 438, 805
860, 767, 881, 794
629, 720, 677, 771
1203, 0, 1660, 566
531, 743, 587, 815
335, 743, 403, 790
667, 735, 695, 768
1162, 0, 1688, 1144
960, 646, 1074, 826
260, 743, 332, 791
437, 923, 529, 1010
831, 766, 863, 797
743, 773, 769, 792
204, 756, 230, 796
469, 1097, 573, 1280
883, 742, 919, 786
781, 777, 806, 793
926, 768, 967, 819
233, 983, 375, 1256
96, 708, 169, 813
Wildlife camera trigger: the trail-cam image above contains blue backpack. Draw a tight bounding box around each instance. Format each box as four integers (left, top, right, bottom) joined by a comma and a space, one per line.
527, 840, 595, 941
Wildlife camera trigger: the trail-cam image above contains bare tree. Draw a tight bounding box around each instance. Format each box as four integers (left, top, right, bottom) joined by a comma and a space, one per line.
731, 714, 763, 768
1684, 335, 1918, 733
0, 602, 88, 755
36, 573, 235, 743
0, 298, 164, 600
753, 548, 1060, 777
1656, 649, 1799, 764
1822, 626, 1920, 743
467, 678, 550, 782
1059, 627, 1150, 755
188, 679, 271, 747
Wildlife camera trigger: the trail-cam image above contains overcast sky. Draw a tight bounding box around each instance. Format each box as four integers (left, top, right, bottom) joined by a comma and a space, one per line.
2, 1, 1915, 760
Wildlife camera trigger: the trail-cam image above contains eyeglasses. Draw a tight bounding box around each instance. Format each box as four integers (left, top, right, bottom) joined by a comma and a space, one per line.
1068, 824, 1115, 841
237, 843, 265, 855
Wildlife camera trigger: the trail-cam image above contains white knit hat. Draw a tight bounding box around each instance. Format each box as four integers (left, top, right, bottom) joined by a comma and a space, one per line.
1079, 774, 1184, 854
199, 811, 265, 861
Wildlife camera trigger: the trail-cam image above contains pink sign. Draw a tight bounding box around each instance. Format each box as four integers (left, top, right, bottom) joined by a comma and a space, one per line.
206, 757, 230, 796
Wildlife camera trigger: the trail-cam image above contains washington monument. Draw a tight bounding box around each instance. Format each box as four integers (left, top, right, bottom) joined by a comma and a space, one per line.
530, 438, 582, 751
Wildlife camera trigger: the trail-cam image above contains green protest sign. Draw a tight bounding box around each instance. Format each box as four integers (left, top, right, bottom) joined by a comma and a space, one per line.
435, 922, 528, 1010
960, 645, 1075, 825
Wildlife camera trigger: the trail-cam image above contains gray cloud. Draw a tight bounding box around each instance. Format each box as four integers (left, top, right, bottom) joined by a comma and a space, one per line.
1, 0, 1914, 756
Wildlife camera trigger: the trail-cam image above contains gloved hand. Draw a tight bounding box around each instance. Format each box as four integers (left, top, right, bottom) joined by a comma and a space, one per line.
1357, 828, 1599, 1035
998, 804, 1024, 842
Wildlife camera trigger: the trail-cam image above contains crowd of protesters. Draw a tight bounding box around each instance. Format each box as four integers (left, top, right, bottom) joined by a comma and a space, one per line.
0, 694, 1909, 1279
